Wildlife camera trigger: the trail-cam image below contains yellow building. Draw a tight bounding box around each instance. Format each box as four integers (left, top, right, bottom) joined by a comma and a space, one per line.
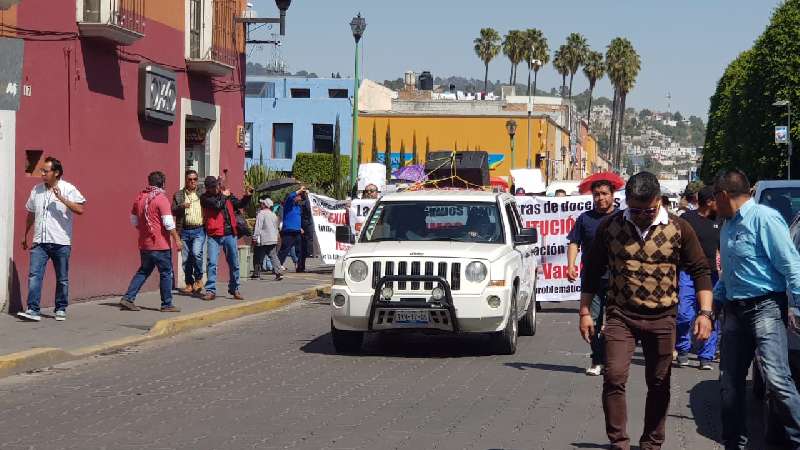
358, 112, 598, 181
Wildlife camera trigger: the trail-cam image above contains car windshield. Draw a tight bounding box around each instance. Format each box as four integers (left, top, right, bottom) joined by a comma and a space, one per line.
760, 187, 800, 224
361, 201, 505, 244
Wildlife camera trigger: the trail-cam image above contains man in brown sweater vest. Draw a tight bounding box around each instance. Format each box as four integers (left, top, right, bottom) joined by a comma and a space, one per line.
579, 171, 714, 450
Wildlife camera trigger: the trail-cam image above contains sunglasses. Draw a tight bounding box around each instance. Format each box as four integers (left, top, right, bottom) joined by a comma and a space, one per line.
364, 189, 378, 193
628, 206, 659, 216
187, 177, 198, 181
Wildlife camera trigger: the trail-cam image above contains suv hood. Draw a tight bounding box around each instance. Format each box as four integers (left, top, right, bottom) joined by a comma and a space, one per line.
345, 241, 507, 261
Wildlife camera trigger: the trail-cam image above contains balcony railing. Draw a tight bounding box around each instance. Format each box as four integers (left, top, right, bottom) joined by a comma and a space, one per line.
79, 0, 145, 45
187, 0, 237, 77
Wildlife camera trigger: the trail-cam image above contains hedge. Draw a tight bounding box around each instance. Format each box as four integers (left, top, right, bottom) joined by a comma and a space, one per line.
292, 153, 351, 196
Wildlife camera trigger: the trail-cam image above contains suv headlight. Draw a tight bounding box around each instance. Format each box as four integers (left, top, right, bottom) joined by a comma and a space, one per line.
348, 260, 368, 282
465, 261, 487, 282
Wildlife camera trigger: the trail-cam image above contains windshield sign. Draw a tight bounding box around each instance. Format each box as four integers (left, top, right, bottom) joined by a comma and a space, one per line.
361, 201, 505, 244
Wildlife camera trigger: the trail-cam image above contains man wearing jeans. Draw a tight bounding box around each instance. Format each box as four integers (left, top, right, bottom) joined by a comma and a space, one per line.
567, 179, 617, 376
18, 157, 86, 322
120, 171, 183, 312
200, 176, 251, 301
712, 168, 800, 449
172, 170, 205, 295
580, 171, 713, 450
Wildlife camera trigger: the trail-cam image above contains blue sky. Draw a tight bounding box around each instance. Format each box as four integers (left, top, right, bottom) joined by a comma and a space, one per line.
251, 1, 780, 118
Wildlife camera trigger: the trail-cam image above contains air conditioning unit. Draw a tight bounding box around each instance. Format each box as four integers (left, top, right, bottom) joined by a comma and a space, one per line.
0, 0, 22, 10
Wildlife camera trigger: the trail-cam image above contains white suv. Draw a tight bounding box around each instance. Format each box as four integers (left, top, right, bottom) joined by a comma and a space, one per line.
330, 190, 538, 355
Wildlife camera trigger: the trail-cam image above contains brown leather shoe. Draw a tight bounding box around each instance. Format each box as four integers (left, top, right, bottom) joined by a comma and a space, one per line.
202, 292, 216, 301
178, 286, 194, 295
231, 292, 244, 300
119, 299, 140, 311
193, 281, 204, 294
160, 305, 181, 312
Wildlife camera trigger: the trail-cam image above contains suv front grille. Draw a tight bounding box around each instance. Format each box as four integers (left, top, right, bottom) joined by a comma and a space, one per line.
370, 260, 462, 292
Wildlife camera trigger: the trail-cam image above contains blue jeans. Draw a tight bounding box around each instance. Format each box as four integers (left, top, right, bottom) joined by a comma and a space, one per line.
26, 243, 71, 313
720, 293, 800, 449
123, 250, 174, 307
206, 235, 239, 295
180, 227, 206, 285
589, 280, 607, 366
675, 271, 719, 361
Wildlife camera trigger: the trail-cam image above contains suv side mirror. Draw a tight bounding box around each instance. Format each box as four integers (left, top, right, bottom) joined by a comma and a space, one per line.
336, 225, 355, 244
514, 228, 538, 246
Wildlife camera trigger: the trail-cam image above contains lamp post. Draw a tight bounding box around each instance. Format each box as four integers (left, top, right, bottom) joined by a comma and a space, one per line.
506, 119, 517, 170
526, 56, 542, 169
349, 13, 366, 190
236, 0, 291, 44
774, 99, 793, 180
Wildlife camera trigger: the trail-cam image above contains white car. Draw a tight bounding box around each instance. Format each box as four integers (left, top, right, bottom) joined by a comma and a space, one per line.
330, 190, 539, 355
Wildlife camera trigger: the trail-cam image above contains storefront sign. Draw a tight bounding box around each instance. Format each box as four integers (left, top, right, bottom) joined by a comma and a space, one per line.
139, 64, 177, 124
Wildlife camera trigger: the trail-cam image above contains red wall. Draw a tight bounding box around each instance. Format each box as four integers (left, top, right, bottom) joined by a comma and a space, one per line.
10, 0, 245, 311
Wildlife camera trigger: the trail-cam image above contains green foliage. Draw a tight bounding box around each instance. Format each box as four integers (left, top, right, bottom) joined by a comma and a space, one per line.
399, 140, 406, 168
385, 122, 392, 181
701, 0, 800, 182
371, 122, 378, 162
292, 153, 350, 198
412, 132, 419, 165
244, 164, 285, 218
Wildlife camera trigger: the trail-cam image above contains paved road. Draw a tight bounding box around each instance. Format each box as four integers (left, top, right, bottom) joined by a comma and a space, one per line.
0, 301, 770, 449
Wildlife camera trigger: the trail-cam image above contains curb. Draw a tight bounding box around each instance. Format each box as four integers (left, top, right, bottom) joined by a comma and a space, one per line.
0, 285, 329, 379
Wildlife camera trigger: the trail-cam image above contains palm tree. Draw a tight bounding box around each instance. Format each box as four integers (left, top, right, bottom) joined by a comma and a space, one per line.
553, 46, 570, 97
503, 30, 525, 85
582, 50, 606, 127
564, 33, 588, 103
606, 38, 641, 170
473, 28, 501, 93
523, 28, 548, 96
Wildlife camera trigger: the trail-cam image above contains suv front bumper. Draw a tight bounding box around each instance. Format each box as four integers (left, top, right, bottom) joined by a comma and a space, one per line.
331, 275, 512, 333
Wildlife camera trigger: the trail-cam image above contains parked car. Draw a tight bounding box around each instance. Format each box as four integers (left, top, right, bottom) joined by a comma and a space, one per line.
330, 189, 538, 355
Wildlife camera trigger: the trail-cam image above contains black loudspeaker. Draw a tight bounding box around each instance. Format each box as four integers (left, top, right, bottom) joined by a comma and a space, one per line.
425, 151, 489, 188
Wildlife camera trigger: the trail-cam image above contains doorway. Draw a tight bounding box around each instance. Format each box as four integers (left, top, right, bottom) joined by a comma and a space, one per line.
185, 118, 210, 179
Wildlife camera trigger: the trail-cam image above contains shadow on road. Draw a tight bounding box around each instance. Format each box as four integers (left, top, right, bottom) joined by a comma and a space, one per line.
504, 362, 584, 373
300, 332, 500, 358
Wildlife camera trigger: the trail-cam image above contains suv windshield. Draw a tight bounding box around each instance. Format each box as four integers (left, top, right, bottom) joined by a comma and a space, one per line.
361, 201, 505, 244
760, 187, 800, 224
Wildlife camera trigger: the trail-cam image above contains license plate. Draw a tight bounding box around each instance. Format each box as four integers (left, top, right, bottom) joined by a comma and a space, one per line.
394, 310, 430, 324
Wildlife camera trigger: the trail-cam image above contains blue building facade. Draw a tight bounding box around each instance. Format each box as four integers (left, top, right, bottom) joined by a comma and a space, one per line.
245, 75, 355, 171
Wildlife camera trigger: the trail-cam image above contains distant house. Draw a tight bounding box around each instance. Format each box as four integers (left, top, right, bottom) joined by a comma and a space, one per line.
245, 76, 355, 171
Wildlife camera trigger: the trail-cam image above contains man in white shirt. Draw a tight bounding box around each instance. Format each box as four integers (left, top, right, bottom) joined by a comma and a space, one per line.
18, 157, 86, 322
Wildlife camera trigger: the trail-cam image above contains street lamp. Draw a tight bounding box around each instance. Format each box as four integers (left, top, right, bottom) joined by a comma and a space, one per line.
774, 99, 793, 180
506, 119, 517, 170
236, 0, 291, 45
349, 13, 366, 190
526, 55, 542, 169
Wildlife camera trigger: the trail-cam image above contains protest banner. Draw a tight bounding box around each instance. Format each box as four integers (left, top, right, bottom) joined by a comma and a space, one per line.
514, 193, 625, 302
307, 193, 351, 265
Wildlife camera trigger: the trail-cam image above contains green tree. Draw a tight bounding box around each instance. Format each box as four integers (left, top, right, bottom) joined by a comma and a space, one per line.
399, 139, 406, 168
333, 114, 341, 198
503, 30, 525, 85
553, 46, 570, 96
385, 121, 392, 181
473, 28, 502, 93
522, 28, 549, 97
582, 50, 606, 127
673, 111, 684, 122
412, 131, 419, 165
371, 122, 378, 162
606, 37, 641, 169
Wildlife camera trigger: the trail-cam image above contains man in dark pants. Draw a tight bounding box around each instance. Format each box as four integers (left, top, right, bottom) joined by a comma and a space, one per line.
567, 179, 617, 376
713, 169, 800, 450
579, 171, 713, 450
120, 171, 183, 312
675, 186, 721, 370
172, 169, 206, 295
299, 189, 315, 271
278, 186, 307, 272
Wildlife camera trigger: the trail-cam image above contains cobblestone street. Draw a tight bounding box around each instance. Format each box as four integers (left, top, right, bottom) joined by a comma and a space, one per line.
0, 300, 767, 449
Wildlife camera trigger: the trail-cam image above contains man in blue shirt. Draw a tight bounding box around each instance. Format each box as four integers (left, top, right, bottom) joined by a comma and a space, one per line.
713, 169, 800, 449
278, 186, 308, 272
567, 179, 617, 376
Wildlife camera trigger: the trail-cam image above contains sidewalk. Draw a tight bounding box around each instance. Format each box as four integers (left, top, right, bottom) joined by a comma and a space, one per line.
0, 267, 332, 377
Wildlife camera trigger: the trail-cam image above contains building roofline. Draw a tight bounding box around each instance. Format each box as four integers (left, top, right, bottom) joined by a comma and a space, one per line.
359, 111, 571, 135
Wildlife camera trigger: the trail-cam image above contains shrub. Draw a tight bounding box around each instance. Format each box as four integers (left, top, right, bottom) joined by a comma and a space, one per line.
292, 153, 350, 198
